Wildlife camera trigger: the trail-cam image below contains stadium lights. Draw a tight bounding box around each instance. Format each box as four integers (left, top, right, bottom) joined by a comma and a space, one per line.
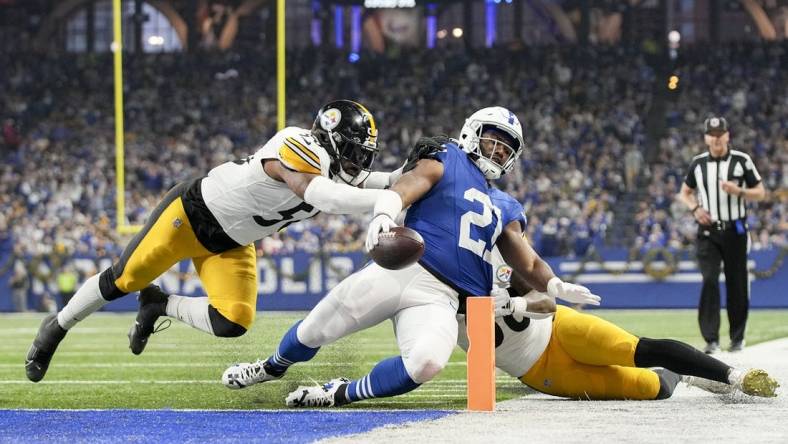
452, 27, 463, 38
668, 31, 680, 60
147, 35, 164, 46
668, 75, 679, 90
364, 0, 415, 7
437, 29, 448, 39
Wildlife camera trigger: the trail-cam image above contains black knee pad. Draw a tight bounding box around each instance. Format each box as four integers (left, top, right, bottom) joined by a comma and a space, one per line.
653, 368, 681, 400
208, 305, 247, 338
98, 268, 128, 301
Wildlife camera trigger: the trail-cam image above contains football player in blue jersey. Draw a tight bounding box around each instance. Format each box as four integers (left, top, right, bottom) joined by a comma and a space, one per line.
222, 107, 599, 407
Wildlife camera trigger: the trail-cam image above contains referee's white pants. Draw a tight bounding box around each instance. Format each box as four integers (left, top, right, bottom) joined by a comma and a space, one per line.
296, 262, 460, 384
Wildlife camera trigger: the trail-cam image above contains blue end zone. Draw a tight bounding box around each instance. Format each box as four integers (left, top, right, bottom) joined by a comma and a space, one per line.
0, 409, 454, 443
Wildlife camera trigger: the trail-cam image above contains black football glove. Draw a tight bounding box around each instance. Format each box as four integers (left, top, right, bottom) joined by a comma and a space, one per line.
403, 135, 452, 172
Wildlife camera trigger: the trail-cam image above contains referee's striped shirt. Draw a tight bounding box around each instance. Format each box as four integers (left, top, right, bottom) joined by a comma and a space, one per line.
684, 149, 762, 222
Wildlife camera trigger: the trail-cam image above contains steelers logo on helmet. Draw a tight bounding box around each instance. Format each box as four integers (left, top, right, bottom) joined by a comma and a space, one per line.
496, 265, 513, 285
320, 108, 342, 131
709, 117, 720, 127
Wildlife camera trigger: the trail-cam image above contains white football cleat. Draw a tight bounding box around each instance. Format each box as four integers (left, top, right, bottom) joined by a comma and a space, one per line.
682, 375, 734, 395
285, 378, 350, 408
683, 369, 779, 398
222, 360, 282, 390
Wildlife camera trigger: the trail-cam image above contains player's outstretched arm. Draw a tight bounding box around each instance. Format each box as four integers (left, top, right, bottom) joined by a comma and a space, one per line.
362, 166, 404, 189
388, 158, 444, 207
497, 222, 556, 293
263, 159, 390, 215
365, 158, 444, 251
493, 288, 555, 319
497, 222, 601, 306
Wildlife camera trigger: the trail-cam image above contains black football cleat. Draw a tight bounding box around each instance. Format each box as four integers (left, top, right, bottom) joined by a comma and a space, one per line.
25, 314, 68, 382
128, 285, 170, 355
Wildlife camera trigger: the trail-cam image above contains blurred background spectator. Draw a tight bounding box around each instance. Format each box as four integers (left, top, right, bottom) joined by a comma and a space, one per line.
1, 1, 785, 314
2, 43, 783, 265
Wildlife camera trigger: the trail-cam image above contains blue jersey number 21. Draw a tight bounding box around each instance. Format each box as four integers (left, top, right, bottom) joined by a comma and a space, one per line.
458, 188, 502, 264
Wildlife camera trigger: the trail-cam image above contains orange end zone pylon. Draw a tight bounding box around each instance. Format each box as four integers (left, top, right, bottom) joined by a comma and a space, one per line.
466, 296, 495, 411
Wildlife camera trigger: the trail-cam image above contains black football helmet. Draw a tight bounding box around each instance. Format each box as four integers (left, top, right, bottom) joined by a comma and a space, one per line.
311, 100, 380, 186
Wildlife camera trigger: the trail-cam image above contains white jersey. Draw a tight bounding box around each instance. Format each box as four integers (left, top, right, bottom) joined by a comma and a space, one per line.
199, 126, 332, 246
456, 248, 552, 378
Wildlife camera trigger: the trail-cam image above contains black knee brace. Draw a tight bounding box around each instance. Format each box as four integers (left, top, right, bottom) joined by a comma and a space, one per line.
653, 368, 681, 400
208, 305, 247, 337
98, 268, 128, 301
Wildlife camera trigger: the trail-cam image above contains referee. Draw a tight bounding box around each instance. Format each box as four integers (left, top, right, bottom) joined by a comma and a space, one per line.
678, 116, 766, 354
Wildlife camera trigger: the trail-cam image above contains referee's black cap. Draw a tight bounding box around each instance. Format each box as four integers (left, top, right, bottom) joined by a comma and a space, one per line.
704, 116, 728, 136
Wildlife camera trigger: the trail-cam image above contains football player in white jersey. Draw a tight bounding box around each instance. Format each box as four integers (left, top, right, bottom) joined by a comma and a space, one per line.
456, 242, 779, 399
26, 100, 402, 382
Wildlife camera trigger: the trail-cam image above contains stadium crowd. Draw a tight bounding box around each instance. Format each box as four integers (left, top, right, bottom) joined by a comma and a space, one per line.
1, 42, 785, 309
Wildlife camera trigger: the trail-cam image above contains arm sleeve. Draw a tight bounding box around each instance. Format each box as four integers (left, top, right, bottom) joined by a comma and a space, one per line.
363, 172, 393, 189
362, 165, 404, 189
684, 159, 697, 188
743, 156, 762, 187
303, 176, 387, 215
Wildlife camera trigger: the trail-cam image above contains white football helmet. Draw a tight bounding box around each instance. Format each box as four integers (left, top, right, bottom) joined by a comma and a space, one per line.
458, 106, 524, 180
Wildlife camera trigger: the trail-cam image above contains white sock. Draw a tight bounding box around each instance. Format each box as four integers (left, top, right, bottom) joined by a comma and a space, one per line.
728, 368, 745, 386
57, 274, 109, 330
166, 295, 214, 335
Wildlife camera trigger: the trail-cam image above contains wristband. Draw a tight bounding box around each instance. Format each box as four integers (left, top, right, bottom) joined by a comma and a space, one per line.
373, 190, 403, 220
546, 277, 562, 299
691, 205, 700, 214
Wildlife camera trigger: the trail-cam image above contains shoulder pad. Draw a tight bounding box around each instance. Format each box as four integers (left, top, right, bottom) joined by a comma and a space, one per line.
276, 127, 330, 176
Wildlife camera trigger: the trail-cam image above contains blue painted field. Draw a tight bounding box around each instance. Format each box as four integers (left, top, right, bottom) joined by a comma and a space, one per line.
0, 410, 454, 443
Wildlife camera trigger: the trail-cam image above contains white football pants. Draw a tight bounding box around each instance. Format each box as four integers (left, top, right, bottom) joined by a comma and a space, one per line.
297, 261, 460, 384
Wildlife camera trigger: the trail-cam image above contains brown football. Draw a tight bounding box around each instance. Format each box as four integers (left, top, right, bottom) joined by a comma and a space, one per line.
369, 226, 425, 270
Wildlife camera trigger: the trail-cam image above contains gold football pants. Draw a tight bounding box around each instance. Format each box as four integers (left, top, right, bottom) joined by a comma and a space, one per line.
520, 306, 661, 400
107, 184, 257, 329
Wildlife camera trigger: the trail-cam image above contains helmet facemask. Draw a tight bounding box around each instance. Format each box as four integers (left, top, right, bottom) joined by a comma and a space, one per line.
464, 124, 522, 180
328, 130, 379, 186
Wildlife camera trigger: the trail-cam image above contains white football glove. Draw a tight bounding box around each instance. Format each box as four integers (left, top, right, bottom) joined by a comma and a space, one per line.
547, 277, 601, 306
493, 288, 552, 319
492, 288, 514, 317
365, 214, 397, 252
